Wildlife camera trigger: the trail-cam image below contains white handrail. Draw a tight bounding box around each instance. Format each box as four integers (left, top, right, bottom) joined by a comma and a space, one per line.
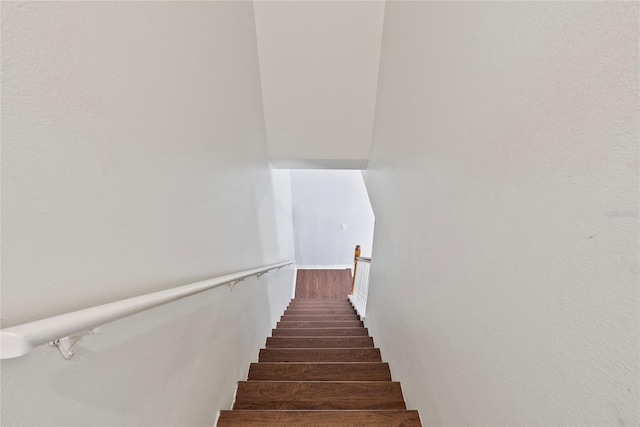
356, 256, 371, 263
0, 261, 294, 360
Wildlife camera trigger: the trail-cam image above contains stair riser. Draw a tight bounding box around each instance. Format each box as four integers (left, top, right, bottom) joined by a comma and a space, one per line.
289, 300, 352, 303
277, 321, 363, 328
288, 301, 352, 304
281, 315, 360, 321
287, 306, 354, 311
217, 410, 421, 426
233, 401, 406, 410
287, 303, 352, 307
271, 328, 369, 337
248, 363, 392, 381
259, 348, 382, 363
222, 297, 420, 425
284, 310, 357, 315
266, 337, 373, 348
234, 381, 406, 411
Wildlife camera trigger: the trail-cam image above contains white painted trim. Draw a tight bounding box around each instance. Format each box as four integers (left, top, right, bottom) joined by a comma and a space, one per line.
348, 294, 366, 320
230, 382, 239, 409
292, 265, 298, 300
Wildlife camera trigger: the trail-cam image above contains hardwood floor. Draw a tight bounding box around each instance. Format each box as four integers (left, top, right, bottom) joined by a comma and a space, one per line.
294, 269, 352, 299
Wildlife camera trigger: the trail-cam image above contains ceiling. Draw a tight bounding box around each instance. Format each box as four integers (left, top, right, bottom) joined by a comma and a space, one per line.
253, 1, 386, 169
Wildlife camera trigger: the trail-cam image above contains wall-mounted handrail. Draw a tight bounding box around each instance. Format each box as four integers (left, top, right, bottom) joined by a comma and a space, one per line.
0, 260, 294, 360
356, 256, 371, 262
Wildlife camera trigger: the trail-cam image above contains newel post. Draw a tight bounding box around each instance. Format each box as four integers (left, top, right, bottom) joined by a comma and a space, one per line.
350, 245, 361, 295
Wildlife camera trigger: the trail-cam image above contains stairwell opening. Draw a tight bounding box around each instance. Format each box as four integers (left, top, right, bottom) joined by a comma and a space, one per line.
287, 169, 375, 274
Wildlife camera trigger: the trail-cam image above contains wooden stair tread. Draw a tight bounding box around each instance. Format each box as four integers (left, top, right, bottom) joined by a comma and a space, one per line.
284, 309, 357, 315
288, 300, 353, 304
218, 296, 420, 425
217, 410, 421, 426
259, 348, 382, 362
276, 320, 364, 328
266, 337, 373, 348
287, 303, 353, 308
248, 362, 392, 381
233, 381, 406, 410
280, 315, 360, 321
287, 302, 354, 306
271, 328, 369, 336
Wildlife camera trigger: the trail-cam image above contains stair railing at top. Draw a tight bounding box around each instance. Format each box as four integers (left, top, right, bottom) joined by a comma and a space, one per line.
349, 245, 371, 319
350, 245, 361, 295
0, 261, 294, 360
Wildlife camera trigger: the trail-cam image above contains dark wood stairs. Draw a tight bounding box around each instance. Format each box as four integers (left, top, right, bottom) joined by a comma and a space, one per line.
217, 298, 422, 426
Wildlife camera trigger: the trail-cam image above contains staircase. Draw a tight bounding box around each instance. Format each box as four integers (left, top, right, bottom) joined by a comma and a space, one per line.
217, 298, 422, 426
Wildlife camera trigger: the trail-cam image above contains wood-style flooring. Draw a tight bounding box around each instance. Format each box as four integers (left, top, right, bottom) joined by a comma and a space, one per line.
294, 269, 352, 299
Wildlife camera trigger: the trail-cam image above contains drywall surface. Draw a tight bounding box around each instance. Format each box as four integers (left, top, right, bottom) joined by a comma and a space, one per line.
1, 2, 295, 426
254, 0, 384, 165
291, 170, 374, 266
364, 2, 639, 426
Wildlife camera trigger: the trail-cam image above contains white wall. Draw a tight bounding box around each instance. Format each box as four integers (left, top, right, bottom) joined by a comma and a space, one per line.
254, 0, 385, 168
1, 2, 294, 426
291, 170, 374, 267
364, 2, 639, 426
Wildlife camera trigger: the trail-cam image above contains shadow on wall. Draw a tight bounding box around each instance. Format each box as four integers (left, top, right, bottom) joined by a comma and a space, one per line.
252, 168, 297, 324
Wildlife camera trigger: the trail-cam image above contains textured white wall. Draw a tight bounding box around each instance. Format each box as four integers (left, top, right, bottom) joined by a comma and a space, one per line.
1, 2, 294, 426
364, 2, 639, 426
291, 170, 374, 266
254, 1, 385, 167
